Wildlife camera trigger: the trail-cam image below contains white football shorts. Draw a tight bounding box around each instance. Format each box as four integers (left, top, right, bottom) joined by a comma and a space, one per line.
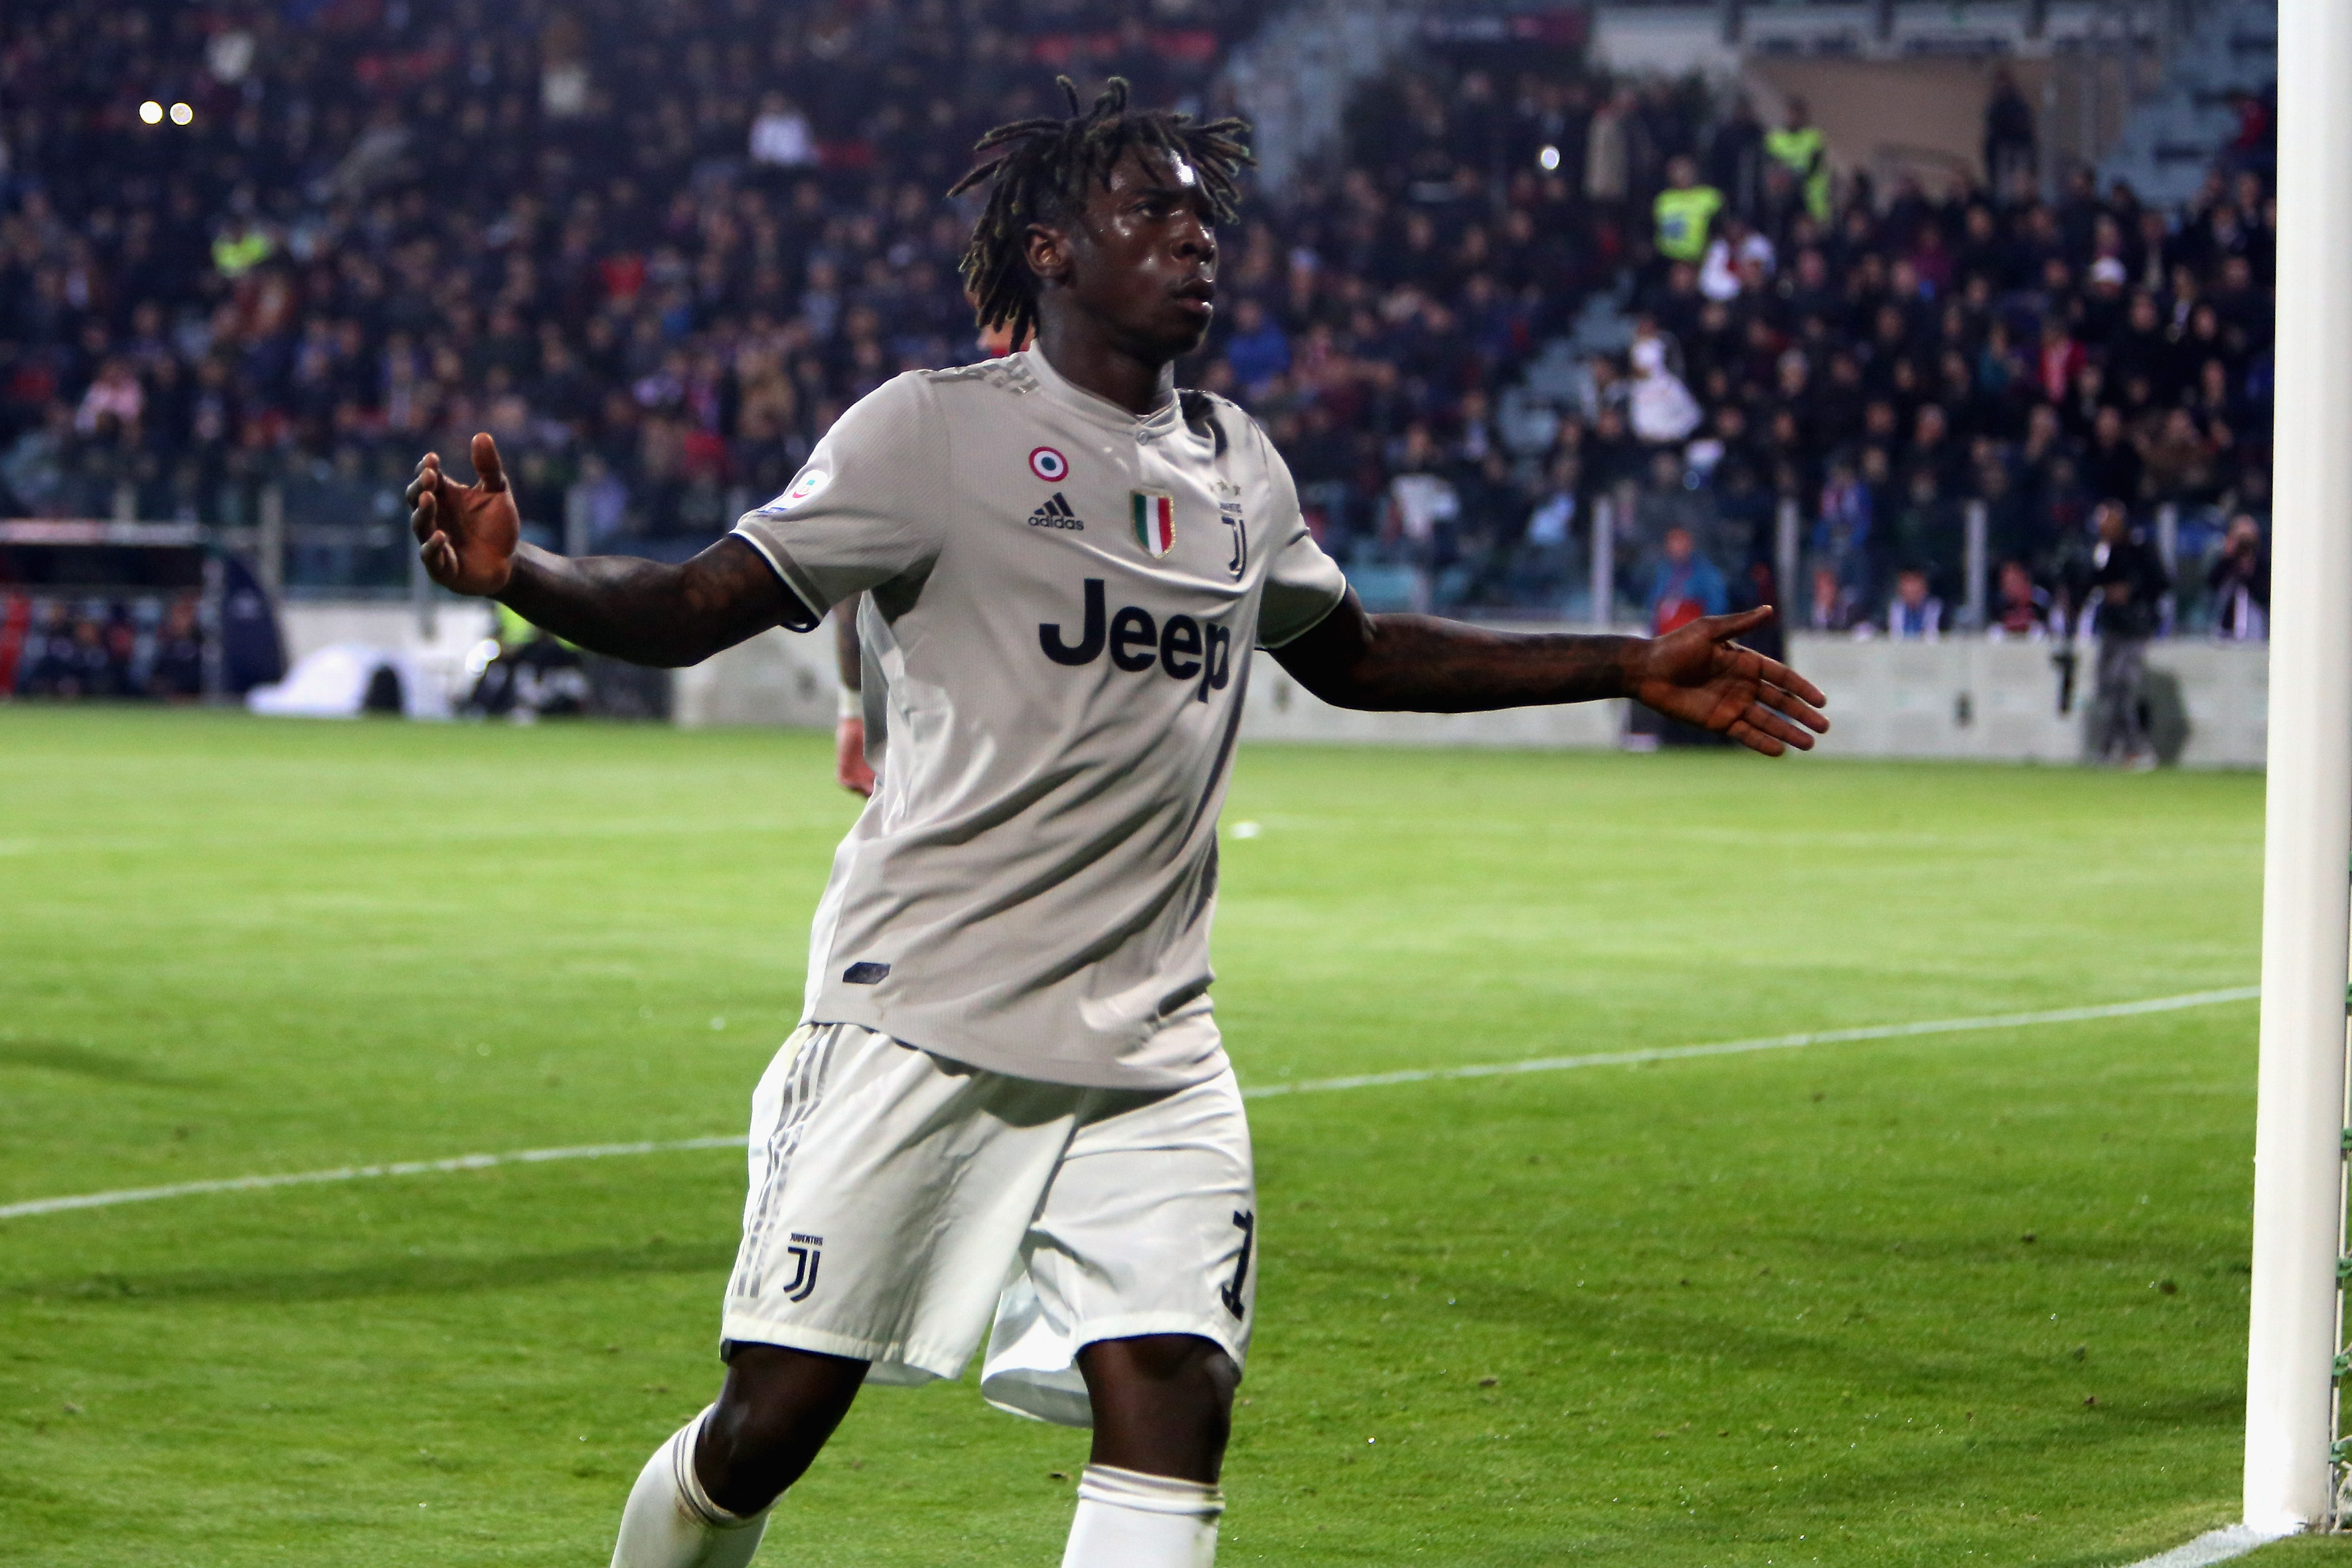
720, 1022, 1257, 1427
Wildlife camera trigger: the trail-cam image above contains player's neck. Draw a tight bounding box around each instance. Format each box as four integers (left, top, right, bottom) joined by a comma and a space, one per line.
1032, 317, 1176, 418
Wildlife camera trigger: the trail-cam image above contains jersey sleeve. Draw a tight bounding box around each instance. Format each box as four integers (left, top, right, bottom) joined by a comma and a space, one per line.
1247, 420, 1350, 649
731, 373, 947, 627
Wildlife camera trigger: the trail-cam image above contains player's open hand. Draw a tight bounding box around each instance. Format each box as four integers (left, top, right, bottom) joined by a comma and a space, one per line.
836, 716, 876, 797
1630, 607, 1829, 757
408, 432, 520, 597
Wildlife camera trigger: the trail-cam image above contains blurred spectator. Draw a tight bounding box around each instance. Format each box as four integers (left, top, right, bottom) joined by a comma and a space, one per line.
1986, 560, 2053, 641
1645, 524, 1725, 635
1652, 155, 1721, 270
1385, 424, 1460, 614
15, 601, 76, 696
1626, 320, 1702, 443
1806, 563, 1860, 633
2206, 512, 2270, 641
1814, 457, 1874, 601
147, 597, 205, 698
1735, 559, 1786, 661
748, 94, 818, 171
1983, 67, 2038, 201
1517, 453, 1579, 608
1765, 97, 1831, 224
1223, 300, 1291, 400
1585, 88, 1634, 213
1883, 568, 1944, 641
1698, 214, 1772, 303
465, 602, 589, 719
2080, 501, 2173, 767
1707, 97, 1766, 219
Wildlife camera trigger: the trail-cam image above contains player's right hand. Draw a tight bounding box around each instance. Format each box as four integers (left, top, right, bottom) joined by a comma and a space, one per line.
408, 431, 521, 597
836, 716, 876, 797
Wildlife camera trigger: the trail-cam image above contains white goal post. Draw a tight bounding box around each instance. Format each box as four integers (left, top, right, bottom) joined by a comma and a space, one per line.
2244, 0, 2352, 1534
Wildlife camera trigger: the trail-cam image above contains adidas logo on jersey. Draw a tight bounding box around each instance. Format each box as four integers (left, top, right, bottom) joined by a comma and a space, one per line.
1027, 492, 1085, 530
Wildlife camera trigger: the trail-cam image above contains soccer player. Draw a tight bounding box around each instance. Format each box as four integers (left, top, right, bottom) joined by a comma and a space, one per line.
406, 80, 1828, 1568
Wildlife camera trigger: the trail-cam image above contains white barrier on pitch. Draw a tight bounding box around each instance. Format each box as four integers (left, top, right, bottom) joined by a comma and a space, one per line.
672, 623, 842, 729
668, 622, 2269, 770
1788, 632, 2266, 769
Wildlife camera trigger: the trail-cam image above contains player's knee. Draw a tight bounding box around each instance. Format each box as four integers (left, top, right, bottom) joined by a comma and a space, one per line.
1085, 1333, 1239, 1424
1179, 1340, 1241, 1415
700, 1343, 865, 1512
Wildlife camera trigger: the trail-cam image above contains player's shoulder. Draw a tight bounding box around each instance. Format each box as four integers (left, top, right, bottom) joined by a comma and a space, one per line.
826, 368, 931, 430
912, 354, 1044, 402
823, 368, 958, 454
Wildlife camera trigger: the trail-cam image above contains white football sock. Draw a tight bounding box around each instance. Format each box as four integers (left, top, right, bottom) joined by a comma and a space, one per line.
1059, 1463, 1223, 1568
610, 1407, 770, 1568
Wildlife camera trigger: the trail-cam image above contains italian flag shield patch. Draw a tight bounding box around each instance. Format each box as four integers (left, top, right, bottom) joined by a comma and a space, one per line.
1131, 489, 1176, 557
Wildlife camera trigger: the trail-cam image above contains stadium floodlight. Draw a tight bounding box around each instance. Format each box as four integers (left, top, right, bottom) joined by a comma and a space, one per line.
2244, 0, 2352, 1536
138, 100, 163, 125
169, 102, 193, 125
1537, 144, 1561, 173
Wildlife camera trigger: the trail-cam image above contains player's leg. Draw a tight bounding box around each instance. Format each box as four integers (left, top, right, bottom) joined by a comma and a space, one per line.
978, 1067, 1257, 1567
1060, 1333, 1236, 1566
2117, 637, 2152, 762
611, 1344, 864, 1568
1078, 1332, 1237, 1482
617, 1021, 1085, 1565
702, 1342, 868, 1510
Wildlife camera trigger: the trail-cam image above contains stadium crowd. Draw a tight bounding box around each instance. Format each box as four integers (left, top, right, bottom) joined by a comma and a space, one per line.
0, 0, 2275, 703
1219, 64, 2276, 639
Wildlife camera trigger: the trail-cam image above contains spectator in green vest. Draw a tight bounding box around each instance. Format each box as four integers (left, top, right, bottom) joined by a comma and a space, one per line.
210, 221, 274, 279
1652, 156, 1723, 267
1766, 96, 1832, 224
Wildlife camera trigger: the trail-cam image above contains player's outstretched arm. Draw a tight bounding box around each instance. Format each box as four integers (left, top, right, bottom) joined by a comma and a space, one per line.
1270, 591, 1830, 757
408, 433, 812, 668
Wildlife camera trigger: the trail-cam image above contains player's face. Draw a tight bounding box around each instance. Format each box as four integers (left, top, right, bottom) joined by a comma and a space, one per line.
1057, 149, 1220, 361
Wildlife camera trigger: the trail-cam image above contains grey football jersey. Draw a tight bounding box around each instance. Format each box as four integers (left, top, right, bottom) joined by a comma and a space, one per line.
732, 347, 1348, 1089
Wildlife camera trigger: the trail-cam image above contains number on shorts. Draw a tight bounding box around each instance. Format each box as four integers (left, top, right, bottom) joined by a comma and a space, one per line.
1219, 1210, 1255, 1319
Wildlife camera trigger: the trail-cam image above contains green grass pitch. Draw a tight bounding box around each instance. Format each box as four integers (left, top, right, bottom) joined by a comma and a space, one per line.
0, 706, 2332, 1565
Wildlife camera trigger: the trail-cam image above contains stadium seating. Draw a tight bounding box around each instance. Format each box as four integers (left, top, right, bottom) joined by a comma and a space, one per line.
0, 0, 2275, 700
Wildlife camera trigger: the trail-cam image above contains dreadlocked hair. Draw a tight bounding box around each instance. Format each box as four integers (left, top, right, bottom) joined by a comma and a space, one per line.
950, 76, 1253, 348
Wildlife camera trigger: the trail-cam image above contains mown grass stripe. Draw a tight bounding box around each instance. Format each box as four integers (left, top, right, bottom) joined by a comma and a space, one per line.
0, 986, 2258, 1223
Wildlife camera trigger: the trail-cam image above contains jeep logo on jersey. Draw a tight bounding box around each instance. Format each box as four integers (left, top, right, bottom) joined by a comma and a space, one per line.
1131, 489, 1176, 557
1029, 446, 1069, 483
1038, 579, 1232, 702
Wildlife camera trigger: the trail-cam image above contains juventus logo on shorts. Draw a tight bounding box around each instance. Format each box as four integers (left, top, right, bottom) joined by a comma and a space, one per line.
782, 1232, 824, 1302
1219, 1210, 1255, 1319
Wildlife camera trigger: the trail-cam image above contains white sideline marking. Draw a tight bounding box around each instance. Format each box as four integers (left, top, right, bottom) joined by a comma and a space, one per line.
0, 986, 2260, 1223
2121, 1523, 2291, 1568
1241, 986, 2262, 1099
0, 1137, 746, 1221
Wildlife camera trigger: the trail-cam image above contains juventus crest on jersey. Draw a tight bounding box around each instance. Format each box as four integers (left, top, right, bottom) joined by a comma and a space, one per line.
732, 347, 1348, 1090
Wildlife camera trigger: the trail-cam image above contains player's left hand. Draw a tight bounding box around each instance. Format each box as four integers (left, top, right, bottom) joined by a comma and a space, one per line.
1629, 607, 1829, 757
